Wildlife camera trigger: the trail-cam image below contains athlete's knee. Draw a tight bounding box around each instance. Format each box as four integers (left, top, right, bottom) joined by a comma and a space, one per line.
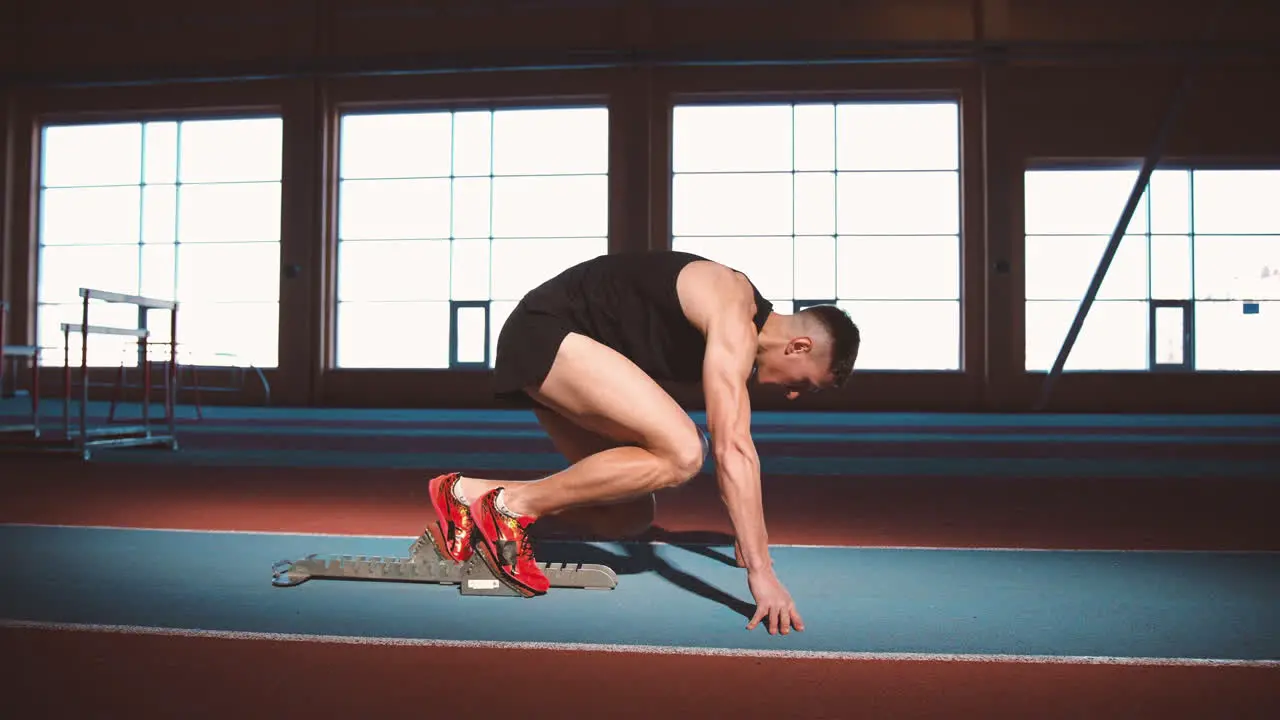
654, 426, 706, 489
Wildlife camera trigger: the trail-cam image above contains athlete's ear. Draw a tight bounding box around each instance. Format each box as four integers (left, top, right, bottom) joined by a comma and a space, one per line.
787, 337, 813, 355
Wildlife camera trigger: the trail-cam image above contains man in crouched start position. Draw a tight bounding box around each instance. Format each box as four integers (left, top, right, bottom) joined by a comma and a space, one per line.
425, 250, 859, 636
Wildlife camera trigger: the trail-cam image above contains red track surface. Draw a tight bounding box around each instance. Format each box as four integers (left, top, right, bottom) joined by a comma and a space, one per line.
2, 458, 1276, 550
3, 627, 1277, 720
3, 457, 1278, 719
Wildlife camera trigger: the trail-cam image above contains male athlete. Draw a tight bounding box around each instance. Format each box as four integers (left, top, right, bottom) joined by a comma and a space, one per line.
425, 251, 860, 636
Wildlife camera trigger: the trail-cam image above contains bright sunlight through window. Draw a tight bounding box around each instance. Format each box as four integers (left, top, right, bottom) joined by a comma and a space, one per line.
1024, 167, 1280, 372
37, 117, 284, 369
671, 101, 962, 371
335, 106, 609, 369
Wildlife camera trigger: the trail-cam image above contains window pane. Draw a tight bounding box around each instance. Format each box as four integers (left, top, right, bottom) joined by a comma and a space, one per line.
339, 112, 452, 180
837, 236, 960, 300
178, 118, 283, 183
492, 107, 608, 176
491, 175, 608, 238
1192, 170, 1280, 235
178, 182, 281, 243
338, 178, 452, 240
140, 244, 176, 301
336, 301, 450, 369
1024, 300, 1147, 371
794, 235, 836, 299
142, 185, 177, 244
451, 177, 491, 239
40, 186, 141, 245
143, 122, 178, 185
1023, 235, 1149, 301
38, 245, 139, 304
177, 243, 280, 303
1195, 300, 1280, 371
451, 238, 491, 301
1154, 305, 1185, 365
1024, 169, 1148, 236
1193, 235, 1280, 301
143, 307, 174, 347
488, 300, 519, 368
837, 300, 960, 370
793, 172, 835, 236
456, 306, 487, 364
1150, 235, 1192, 300
453, 111, 492, 177
179, 302, 279, 368
672, 173, 793, 237
337, 239, 450, 302
836, 102, 959, 171
490, 237, 606, 302
672, 236, 794, 300
42, 123, 141, 187
836, 171, 959, 235
37, 301, 141, 367
793, 104, 835, 172
672, 104, 792, 173
1150, 169, 1191, 235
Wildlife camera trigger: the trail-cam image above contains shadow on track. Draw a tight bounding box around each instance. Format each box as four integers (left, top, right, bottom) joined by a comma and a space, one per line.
533, 525, 755, 621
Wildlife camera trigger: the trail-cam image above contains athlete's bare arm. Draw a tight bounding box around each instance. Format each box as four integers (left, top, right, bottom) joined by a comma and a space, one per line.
679, 265, 768, 569
678, 262, 804, 635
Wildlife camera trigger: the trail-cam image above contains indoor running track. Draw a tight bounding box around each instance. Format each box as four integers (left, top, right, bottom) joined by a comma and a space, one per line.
3, 404, 1280, 717
3, 524, 1279, 665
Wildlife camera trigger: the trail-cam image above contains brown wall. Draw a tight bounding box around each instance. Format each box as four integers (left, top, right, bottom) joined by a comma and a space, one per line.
2, 0, 1278, 413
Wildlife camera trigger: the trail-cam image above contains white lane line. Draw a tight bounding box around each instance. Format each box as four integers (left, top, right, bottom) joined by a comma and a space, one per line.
3, 620, 1277, 668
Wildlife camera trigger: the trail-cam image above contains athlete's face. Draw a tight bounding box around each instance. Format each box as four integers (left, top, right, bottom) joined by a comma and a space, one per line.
754, 336, 835, 400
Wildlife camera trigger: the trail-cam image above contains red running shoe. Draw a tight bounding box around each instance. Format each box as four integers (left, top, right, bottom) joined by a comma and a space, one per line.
427, 472, 474, 563
471, 488, 550, 597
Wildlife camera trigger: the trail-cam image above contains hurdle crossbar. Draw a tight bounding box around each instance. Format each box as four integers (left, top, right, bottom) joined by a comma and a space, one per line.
60, 323, 149, 338
79, 288, 177, 310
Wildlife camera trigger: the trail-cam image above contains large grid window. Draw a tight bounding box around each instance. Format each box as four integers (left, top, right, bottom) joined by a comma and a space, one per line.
1024, 167, 1280, 372
670, 100, 962, 371
36, 118, 283, 368
335, 106, 609, 368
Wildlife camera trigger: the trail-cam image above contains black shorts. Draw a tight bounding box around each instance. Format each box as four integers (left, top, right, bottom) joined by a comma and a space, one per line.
492, 301, 577, 407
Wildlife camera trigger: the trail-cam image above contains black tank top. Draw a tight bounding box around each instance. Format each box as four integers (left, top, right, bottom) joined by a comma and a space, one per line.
520, 251, 773, 383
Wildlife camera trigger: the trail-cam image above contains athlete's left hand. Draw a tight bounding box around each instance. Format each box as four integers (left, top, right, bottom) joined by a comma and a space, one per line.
747, 567, 804, 636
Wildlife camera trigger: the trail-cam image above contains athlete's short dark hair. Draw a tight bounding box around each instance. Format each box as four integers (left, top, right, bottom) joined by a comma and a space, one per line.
800, 304, 860, 388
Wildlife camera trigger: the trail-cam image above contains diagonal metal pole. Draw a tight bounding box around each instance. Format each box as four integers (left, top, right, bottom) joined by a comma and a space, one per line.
1034, 2, 1232, 412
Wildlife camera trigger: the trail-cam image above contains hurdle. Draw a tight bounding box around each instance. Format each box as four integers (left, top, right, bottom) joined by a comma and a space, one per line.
54, 288, 181, 460
271, 529, 619, 597
107, 350, 273, 424
0, 300, 41, 438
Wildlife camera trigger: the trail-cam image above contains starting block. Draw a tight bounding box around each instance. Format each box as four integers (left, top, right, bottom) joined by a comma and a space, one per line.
270, 530, 619, 597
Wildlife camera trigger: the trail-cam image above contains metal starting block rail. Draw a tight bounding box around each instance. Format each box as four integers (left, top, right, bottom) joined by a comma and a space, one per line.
271, 531, 619, 597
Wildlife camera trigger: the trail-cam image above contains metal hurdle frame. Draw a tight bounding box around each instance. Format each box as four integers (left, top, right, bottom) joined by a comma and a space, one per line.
0, 300, 42, 438
57, 288, 180, 460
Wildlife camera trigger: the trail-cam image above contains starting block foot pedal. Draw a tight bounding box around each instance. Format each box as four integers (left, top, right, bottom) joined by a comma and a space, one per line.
271, 529, 618, 597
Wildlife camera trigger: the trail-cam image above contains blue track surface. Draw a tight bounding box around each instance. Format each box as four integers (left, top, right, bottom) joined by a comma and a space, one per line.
4, 401, 1278, 479
4, 401, 1279, 481
3, 525, 1277, 662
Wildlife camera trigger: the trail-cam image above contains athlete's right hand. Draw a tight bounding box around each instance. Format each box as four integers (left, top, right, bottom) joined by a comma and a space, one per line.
746, 568, 804, 635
